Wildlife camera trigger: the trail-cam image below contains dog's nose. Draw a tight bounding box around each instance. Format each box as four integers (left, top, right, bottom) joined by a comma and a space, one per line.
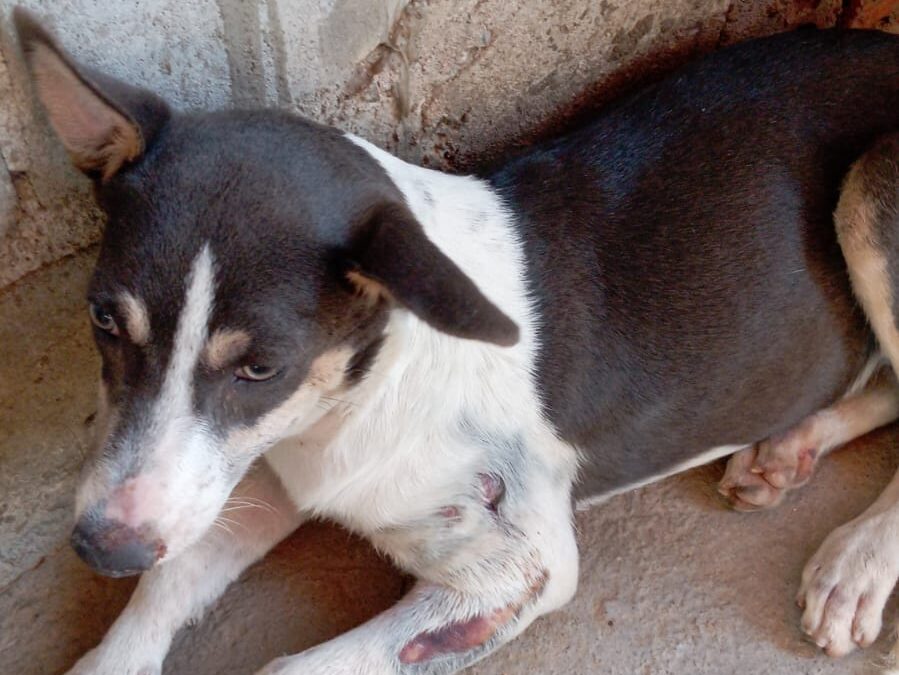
70, 513, 165, 577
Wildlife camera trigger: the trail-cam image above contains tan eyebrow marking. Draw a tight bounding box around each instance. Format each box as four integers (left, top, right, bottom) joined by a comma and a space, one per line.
203, 328, 252, 370
305, 346, 355, 388
119, 291, 151, 345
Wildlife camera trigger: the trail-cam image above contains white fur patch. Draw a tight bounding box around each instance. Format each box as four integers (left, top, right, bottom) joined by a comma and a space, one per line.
264, 135, 577, 536
257, 137, 581, 672
158, 244, 215, 419
98, 245, 224, 553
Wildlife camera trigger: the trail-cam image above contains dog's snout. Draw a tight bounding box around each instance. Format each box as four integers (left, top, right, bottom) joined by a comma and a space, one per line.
70, 513, 166, 578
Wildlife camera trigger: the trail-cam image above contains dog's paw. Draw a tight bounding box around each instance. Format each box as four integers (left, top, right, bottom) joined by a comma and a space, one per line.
65, 646, 162, 675
753, 423, 819, 489
718, 444, 787, 511
719, 425, 820, 511
797, 513, 899, 657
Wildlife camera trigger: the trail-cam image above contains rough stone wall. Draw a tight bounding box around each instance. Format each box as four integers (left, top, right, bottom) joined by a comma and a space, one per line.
0, 0, 896, 290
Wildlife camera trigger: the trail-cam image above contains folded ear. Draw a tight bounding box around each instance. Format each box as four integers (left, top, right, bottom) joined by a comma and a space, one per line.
346, 203, 519, 347
13, 8, 169, 181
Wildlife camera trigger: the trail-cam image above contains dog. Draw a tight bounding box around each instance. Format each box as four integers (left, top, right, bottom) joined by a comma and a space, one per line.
12, 7, 899, 674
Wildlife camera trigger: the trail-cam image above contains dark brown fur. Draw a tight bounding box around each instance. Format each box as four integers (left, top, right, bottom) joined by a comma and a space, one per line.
491, 28, 898, 497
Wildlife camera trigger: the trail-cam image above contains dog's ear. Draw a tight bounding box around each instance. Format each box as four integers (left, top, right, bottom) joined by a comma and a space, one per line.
346, 203, 519, 346
13, 8, 170, 181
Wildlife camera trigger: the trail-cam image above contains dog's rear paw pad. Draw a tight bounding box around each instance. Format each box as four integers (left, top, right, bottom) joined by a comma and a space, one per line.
719, 424, 822, 511
753, 429, 818, 489
719, 445, 786, 511
797, 516, 899, 658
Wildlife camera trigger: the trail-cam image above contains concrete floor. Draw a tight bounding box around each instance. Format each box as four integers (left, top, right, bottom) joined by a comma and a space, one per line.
2, 249, 899, 675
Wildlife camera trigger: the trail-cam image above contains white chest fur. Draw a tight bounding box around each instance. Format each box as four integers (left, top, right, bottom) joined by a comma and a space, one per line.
264, 136, 577, 542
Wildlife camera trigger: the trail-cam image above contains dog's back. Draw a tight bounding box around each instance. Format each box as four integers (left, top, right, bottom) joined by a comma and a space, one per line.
491, 29, 899, 497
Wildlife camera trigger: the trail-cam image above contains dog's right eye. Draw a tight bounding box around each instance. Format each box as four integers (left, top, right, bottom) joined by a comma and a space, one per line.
89, 303, 119, 336
234, 364, 279, 382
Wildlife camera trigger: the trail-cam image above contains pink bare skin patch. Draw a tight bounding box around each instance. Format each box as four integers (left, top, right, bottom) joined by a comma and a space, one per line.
479, 472, 504, 512
399, 571, 548, 665
399, 605, 516, 664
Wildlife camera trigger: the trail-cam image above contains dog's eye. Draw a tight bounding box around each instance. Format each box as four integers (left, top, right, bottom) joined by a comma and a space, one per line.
235, 364, 278, 382
89, 303, 119, 335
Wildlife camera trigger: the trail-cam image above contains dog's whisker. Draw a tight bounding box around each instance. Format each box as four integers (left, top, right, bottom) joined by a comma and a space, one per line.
216, 515, 250, 533
212, 520, 234, 537
320, 395, 359, 408
224, 496, 278, 514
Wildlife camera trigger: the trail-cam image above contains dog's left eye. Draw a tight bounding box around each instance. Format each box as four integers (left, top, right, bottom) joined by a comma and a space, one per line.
89, 303, 119, 335
235, 364, 279, 382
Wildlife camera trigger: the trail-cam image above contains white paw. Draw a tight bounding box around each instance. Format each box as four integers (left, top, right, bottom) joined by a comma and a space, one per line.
65, 645, 162, 675
798, 513, 899, 657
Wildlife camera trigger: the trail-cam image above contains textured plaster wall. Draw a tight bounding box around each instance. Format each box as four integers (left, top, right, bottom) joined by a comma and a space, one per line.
1, 0, 896, 290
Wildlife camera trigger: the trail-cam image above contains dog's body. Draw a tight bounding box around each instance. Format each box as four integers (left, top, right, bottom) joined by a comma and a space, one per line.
495, 28, 892, 498
12, 8, 899, 674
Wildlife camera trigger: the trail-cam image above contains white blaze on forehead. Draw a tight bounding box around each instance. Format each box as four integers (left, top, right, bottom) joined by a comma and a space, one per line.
156, 244, 216, 421
119, 291, 151, 345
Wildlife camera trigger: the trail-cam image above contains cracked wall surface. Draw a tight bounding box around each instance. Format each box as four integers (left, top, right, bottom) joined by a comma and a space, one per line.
1, 0, 896, 290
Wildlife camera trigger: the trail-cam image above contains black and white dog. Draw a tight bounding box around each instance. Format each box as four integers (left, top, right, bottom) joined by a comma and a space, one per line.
12, 7, 899, 674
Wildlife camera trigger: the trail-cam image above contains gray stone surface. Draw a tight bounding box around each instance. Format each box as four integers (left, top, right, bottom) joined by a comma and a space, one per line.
2, 250, 899, 674
3, 0, 890, 289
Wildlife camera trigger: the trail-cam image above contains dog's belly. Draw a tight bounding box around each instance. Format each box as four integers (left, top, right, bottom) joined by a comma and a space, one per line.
564, 308, 873, 501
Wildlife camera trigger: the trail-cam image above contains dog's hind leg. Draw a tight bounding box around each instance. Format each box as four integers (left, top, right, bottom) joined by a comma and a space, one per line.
797, 133, 899, 661
719, 366, 899, 511
63, 458, 303, 675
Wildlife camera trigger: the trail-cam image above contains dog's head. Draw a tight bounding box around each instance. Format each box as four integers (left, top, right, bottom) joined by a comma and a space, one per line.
14, 9, 517, 577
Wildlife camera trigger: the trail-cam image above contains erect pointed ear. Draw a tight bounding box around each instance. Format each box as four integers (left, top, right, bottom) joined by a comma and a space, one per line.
13, 8, 170, 181
345, 203, 519, 347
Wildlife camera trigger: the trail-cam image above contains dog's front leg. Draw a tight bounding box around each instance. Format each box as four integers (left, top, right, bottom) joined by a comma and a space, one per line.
66, 459, 304, 675
797, 462, 899, 659
256, 578, 548, 675
258, 467, 579, 675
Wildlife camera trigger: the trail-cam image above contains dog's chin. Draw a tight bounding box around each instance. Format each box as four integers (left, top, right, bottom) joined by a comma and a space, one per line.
72, 545, 157, 578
